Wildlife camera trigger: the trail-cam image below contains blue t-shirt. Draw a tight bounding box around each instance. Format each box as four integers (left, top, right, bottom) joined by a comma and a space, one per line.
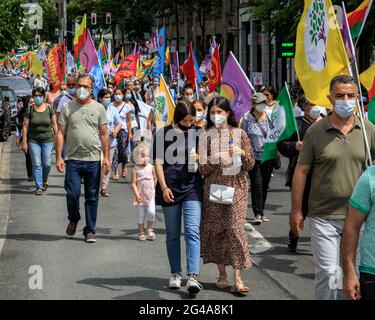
153, 125, 203, 207
349, 166, 375, 275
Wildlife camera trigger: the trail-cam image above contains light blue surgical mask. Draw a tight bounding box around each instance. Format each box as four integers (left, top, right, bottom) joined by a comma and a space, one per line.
103, 98, 111, 107
34, 96, 43, 105
125, 94, 132, 100
153, 82, 159, 87
114, 94, 123, 102
334, 99, 356, 118
68, 88, 76, 95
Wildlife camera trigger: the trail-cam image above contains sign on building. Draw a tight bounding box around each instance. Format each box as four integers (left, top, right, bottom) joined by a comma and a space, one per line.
252, 72, 263, 86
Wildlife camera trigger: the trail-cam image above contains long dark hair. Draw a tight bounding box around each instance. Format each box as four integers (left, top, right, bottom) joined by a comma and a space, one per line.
206, 97, 238, 129
173, 100, 196, 124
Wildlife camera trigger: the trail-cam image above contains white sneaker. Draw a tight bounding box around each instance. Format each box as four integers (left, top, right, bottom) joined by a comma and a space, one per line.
186, 275, 203, 295
169, 273, 182, 289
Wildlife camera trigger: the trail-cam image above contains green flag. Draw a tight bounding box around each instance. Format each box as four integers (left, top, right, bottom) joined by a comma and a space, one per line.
262, 85, 298, 163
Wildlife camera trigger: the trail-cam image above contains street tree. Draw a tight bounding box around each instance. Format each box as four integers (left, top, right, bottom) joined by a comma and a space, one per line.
0, 0, 27, 53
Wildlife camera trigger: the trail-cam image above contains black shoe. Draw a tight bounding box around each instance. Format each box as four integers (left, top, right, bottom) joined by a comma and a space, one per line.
66, 221, 78, 238
42, 181, 48, 191
288, 231, 299, 253
28, 175, 34, 182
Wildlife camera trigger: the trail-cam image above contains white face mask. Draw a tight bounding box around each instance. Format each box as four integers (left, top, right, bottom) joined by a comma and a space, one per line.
211, 114, 227, 128
77, 87, 90, 101
195, 111, 206, 120
335, 99, 356, 118
255, 103, 266, 113
309, 106, 321, 119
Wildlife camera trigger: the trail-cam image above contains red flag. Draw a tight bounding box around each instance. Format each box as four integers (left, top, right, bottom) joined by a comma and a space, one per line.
47, 42, 66, 92
207, 45, 222, 93
113, 54, 139, 86
180, 42, 196, 85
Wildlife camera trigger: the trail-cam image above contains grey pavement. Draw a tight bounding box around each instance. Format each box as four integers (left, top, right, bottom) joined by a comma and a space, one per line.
0, 136, 315, 300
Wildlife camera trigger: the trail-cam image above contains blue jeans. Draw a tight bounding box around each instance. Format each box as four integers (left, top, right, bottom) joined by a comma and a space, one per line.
64, 160, 101, 235
28, 142, 54, 190
163, 201, 202, 275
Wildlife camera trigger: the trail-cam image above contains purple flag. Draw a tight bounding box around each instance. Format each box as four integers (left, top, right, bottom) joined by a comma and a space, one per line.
199, 53, 212, 76
171, 52, 179, 79
341, 4, 355, 61
220, 52, 254, 121
79, 29, 99, 73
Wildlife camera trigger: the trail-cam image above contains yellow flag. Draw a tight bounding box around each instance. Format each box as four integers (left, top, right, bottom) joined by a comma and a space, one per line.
294, 0, 351, 108
28, 51, 44, 76
154, 74, 175, 128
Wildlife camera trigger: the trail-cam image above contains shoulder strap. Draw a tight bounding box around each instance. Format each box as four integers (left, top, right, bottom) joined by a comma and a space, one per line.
251, 112, 268, 138
28, 105, 33, 120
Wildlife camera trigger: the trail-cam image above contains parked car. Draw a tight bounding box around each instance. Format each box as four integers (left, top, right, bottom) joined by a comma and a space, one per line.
0, 89, 12, 142
0, 75, 32, 109
0, 85, 18, 127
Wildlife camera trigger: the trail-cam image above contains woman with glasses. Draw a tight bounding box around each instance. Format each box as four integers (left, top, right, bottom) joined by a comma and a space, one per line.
22, 87, 58, 195
259, 86, 277, 120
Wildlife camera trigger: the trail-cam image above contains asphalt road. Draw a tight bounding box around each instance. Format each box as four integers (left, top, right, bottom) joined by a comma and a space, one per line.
0, 136, 315, 300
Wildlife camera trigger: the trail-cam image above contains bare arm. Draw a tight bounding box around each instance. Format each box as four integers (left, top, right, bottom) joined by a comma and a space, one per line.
131, 169, 141, 203
51, 114, 58, 137
55, 124, 66, 173
155, 163, 174, 203
100, 124, 110, 160
290, 163, 311, 235
342, 206, 366, 300
21, 118, 29, 153
113, 124, 122, 137
126, 113, 132, 140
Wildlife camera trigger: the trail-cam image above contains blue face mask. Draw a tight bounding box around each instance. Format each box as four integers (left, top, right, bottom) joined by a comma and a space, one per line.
334, 100, 356, 118
34, 96, 43, 105
114, 94, 123, 102
153, 82, 159, 87
125, 94, 132, 100
103, 98, 111, 107
68, 88, 76, 95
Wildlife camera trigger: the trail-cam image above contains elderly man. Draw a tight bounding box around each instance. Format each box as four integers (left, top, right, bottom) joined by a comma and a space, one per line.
56, 74, 110, 243
291, 75, 375, 300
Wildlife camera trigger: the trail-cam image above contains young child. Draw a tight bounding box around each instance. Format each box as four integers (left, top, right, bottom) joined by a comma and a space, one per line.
131, 142, 157, 241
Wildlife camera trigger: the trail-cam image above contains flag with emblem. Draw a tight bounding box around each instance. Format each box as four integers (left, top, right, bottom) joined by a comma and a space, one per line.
294, 0, 351, 109
154, 74, 175, 128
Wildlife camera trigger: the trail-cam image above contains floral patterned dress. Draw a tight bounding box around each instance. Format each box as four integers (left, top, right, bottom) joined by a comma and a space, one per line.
133, 164, 155, 206
199, 127, 255, 268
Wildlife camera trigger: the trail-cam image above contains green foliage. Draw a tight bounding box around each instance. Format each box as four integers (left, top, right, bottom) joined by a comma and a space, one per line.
0, 0, 26, 52
38, 0, 59, 43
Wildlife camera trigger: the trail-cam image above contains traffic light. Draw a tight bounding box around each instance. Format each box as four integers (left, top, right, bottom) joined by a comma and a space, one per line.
35, 34, 40, 45
55, 28, 59, 36
106, 12, 111, 24
91, 12, 97, 25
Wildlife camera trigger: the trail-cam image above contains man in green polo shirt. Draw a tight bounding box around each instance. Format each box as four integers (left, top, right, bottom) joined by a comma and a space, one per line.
290, 75, 375, 300
343, 166, 375, 300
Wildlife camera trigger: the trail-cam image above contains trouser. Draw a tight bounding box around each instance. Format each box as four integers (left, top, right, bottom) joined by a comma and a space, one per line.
25, 151, 32, 178
100, 146, 116, 191
28, 142, 54, 190
360, 272, 375, 300
64, 160, 101, 235
112, 130, 128, 171
249, 159, 274, 217
163, 201, 202, 275
137, 200, 156, 225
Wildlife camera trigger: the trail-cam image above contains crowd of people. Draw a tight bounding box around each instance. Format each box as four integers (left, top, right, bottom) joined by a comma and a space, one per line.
12, 68, 375, 300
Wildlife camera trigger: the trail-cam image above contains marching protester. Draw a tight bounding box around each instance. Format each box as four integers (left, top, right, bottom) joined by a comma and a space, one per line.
22, 87, 58, 195
111, 88, 132, 181
56, 73, 110, 243
259, 85, 277, 120
277, 97, 323, 253
183, 83, 195, 102
342, 166, 375, 301
192, 99, 207, 129
290, 75, 375, 300
131, 142, 157, 241
56, 75, 78, 118
241, 92, 274, 225
53, 82, 68, 112
98, 89, 122, 197
153, 100, 204, 296
16, 97, 33, 181
46, 83, 60, 106
199, 96, 255, 296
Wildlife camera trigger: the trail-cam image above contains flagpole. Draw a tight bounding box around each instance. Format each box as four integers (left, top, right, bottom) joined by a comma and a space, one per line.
342, 2, 372, 166
229, 51, 256, 92
285, 82, 301, 142
176, 51, 180, 98
354, 0, 373, 47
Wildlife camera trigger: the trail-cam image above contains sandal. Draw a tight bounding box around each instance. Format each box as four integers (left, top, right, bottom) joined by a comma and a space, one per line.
262, 216, 270, 223
138, 232, 146, 241
42, 181, 48, 191
122, 167, 127, 178
100, 190, 110, 197
112, 173, 120, 181
230, 280, 250, 296
35, 189, 43, 196
146, 229, 156, 241
216, 274, 230, 289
